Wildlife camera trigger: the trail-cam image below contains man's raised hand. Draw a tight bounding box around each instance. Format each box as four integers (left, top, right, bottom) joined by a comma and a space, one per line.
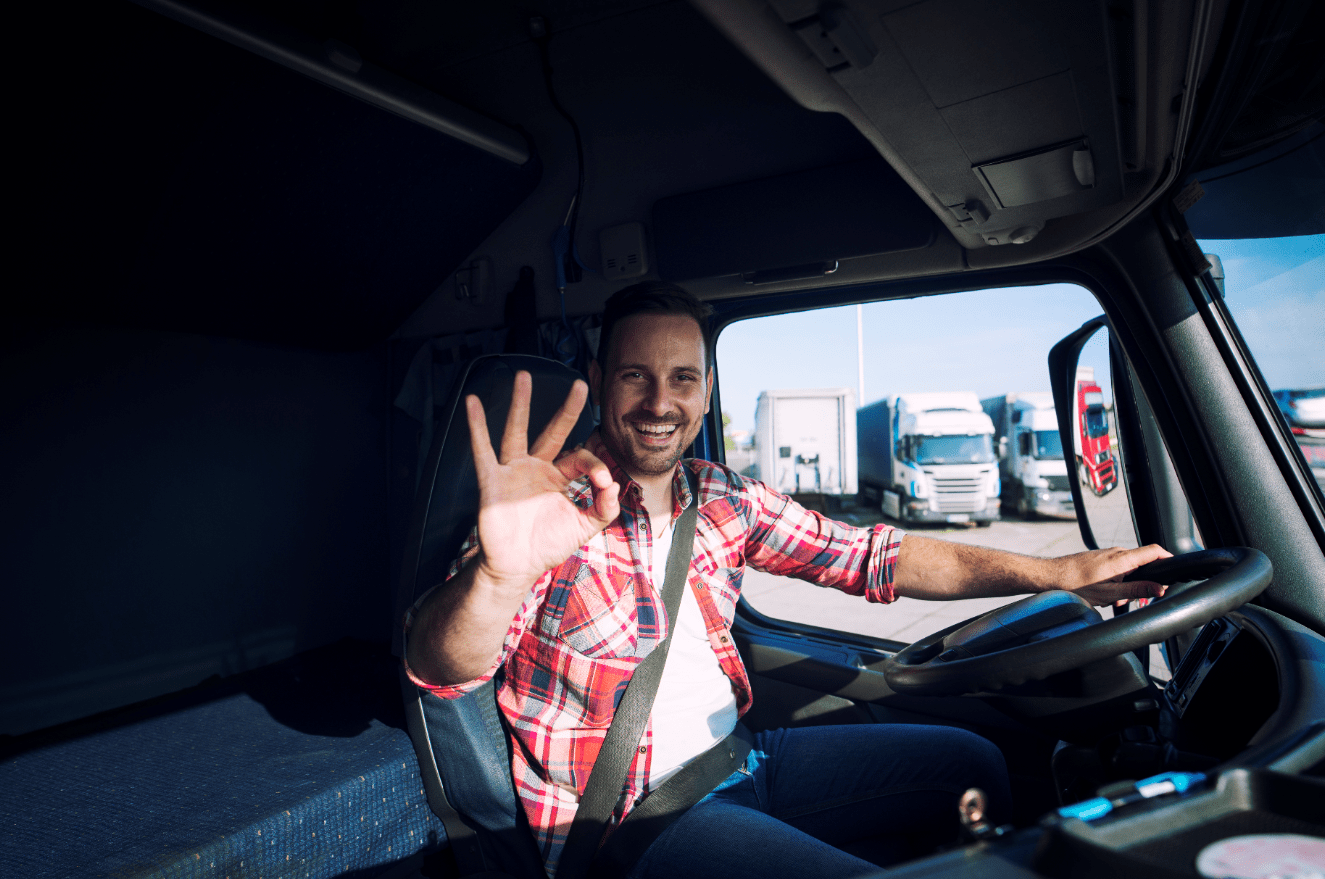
467, 371, 620, 588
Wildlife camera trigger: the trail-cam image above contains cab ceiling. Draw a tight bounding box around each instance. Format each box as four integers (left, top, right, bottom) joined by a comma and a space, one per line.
15, 0, 1212, 345
401, 0, 1208, 336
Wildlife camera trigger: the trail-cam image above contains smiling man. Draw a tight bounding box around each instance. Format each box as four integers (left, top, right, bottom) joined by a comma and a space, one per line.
404, 281, 1169, 879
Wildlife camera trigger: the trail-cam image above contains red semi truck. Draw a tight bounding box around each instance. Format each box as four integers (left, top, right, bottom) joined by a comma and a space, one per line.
1073, 367, 1118, 497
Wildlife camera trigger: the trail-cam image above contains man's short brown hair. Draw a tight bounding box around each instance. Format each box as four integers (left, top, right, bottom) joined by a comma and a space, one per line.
597, 281, 715, 369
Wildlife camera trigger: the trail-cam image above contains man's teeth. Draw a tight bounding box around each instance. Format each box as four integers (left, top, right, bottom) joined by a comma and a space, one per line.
635, 424, 677, 435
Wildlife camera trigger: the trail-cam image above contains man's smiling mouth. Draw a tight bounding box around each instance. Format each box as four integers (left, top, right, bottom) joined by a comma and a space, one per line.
631, 422, 679, 440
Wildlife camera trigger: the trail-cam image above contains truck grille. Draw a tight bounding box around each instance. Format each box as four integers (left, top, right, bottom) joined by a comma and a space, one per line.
1045, 475, 1069, 492
931, 476, 985, 512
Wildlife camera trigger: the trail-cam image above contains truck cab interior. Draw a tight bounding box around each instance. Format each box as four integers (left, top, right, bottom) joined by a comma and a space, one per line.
4, 0, 1324, 877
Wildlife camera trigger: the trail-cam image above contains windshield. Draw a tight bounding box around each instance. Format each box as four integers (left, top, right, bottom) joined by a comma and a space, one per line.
1084, 407, 1109, 439
914, 434, 995, 465
1033, 430, 1065, 460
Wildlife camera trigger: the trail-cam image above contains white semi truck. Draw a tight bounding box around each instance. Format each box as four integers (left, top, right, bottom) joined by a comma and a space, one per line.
980, 393, 1075, 518
857, 392, 1000, 525
752, 387, 858, 506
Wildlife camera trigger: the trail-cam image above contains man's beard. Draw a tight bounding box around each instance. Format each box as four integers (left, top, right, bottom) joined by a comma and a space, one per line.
602, 414, 698, 478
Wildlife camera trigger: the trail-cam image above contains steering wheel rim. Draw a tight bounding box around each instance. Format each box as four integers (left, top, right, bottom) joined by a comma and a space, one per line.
882, 547, 1272, 696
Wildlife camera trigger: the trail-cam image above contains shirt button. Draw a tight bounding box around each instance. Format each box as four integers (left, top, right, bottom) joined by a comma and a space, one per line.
719, 636, 729, 644
638, 745, 647, 754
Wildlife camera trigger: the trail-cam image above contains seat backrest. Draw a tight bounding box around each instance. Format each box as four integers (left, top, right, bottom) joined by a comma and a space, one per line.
396, 354, 595, 877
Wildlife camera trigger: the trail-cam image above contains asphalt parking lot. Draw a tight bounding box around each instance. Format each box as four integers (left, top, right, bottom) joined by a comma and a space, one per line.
741, 486, 1172, 676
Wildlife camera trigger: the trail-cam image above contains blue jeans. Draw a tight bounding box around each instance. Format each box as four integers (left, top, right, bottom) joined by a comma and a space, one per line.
627, 724, 1011, 879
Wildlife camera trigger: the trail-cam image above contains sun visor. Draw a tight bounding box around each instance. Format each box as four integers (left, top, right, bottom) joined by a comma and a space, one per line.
652, 158, 937, 282
1184, 125, 1325, 239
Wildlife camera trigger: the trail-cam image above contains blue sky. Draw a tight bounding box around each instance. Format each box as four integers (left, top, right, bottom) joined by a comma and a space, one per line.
716, 235, 1323, 434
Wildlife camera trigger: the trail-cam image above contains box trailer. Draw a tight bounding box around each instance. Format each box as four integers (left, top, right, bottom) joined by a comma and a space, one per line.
752, 387, 857, 503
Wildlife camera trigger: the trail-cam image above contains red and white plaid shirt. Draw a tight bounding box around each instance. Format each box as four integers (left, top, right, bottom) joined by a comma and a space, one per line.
404, 440, 904, 877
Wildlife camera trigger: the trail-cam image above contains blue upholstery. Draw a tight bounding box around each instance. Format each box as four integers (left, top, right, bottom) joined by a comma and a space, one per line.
0, 640, 444, 879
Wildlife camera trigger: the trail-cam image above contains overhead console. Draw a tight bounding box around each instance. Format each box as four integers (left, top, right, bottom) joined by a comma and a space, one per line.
653, 158, 937, 284
691, 0, 1213, 265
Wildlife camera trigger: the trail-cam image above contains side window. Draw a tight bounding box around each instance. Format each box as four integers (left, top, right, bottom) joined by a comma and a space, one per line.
715, 284, 1136, 646
1199, 234, 1325, 500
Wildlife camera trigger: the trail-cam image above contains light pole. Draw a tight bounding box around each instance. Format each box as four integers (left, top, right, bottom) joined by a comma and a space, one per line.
856, 303, 865, 405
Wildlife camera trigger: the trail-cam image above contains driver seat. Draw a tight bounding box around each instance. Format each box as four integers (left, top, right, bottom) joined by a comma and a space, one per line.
395, 353, 595, 878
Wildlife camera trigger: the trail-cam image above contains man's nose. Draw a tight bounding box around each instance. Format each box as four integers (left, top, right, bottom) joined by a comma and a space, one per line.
641, 380, 672, 415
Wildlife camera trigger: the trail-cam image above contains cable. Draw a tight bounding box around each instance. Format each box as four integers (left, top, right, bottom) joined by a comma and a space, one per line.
532, 16, 585, 286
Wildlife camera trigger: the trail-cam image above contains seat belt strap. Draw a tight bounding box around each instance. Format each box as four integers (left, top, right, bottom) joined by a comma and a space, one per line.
587, 723, 752, 879
557, 467, 700, 879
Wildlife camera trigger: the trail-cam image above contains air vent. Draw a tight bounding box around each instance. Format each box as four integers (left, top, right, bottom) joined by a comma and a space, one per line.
600, 221, 649, 280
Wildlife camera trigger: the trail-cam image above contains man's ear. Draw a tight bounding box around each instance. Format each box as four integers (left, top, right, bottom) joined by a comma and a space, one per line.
704, 367, 714, 414
587, 360, 603, 406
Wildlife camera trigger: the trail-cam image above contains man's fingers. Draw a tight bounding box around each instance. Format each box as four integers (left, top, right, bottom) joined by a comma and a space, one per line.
466, 394, 499, 472
588, 480, 621, 528
552, 445, 620, 526
499, 371, 534, 463
531, 380, 589, 460
1122, 579, 1167, 601
553, 447, 610, 484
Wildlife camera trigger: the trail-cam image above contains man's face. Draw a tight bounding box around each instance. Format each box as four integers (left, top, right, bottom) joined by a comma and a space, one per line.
589, 312, 713, 482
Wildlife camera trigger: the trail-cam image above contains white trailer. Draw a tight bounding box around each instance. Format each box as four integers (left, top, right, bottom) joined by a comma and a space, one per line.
981, 392, 1075, 518
753, 387, 857, 502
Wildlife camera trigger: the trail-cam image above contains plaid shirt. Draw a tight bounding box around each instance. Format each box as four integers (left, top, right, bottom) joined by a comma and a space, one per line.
404, 440, 904, 877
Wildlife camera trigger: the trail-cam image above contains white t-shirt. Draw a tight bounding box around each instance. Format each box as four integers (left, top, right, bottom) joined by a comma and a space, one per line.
646, 512, 740, 787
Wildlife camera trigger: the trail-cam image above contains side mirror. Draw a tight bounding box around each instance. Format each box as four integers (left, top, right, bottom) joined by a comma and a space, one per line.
998, 436, 1008, 459
1017, 432, 1032, 457
1049, 317, 1138, 551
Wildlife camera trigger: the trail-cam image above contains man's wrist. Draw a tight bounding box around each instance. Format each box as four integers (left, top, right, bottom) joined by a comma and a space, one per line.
1019, 555, 1061, 595
471, 553, 541, 599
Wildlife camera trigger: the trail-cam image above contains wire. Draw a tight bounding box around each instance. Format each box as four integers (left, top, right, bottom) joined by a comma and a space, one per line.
533, 17, 586, 286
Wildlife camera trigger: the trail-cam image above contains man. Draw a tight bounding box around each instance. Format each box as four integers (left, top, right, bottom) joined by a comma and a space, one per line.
405, 282, 1168, 879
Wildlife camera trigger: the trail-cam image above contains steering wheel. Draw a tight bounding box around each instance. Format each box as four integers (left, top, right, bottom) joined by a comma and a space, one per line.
882, 547, 1272, 696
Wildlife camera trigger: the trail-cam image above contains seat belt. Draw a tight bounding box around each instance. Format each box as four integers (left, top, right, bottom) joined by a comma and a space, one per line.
558, 467, 751, 879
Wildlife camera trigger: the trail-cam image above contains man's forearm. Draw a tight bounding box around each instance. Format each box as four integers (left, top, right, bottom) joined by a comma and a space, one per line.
894, 534, 1055, 600
892, 534, 1170, 605
405, 556, 538, 687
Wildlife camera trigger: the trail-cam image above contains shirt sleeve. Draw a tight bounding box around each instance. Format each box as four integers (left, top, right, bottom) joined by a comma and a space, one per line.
401, 525, 549, 698
740, 477, 904, 603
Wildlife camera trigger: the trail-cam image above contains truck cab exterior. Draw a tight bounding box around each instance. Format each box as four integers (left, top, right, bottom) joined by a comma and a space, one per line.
1073, 367, 1119, 497
982, 392, 1074, 518
859, 392, 1000, 525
